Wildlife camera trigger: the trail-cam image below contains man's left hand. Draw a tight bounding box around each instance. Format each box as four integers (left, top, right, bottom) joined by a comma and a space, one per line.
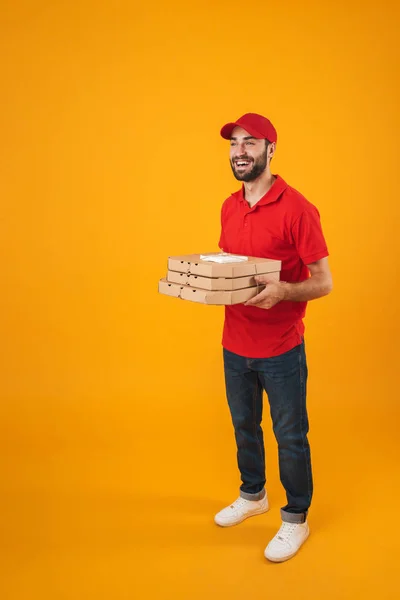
244, 275, 287, 309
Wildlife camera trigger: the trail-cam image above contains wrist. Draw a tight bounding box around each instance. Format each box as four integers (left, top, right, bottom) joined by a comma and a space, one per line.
280, 281, 291, 301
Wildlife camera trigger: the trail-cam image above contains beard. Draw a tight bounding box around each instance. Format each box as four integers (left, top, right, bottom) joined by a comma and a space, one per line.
230, 147, 268, 182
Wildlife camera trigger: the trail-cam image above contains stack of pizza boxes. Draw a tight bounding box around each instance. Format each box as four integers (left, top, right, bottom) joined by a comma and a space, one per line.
158, 253, 281, 305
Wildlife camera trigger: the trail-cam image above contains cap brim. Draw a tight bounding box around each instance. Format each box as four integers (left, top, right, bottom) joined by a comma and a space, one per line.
220, 121, 264, 140
220, 122, 237, 139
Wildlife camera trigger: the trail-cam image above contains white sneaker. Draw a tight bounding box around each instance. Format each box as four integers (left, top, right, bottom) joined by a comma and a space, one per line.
214, 494, 269, 527
264, 521, 309, 562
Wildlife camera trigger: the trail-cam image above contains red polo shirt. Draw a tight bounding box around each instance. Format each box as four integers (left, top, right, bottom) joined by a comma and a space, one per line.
218, 174, 329, 358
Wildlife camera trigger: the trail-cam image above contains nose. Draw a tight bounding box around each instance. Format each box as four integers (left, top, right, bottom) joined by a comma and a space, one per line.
233, 142, 247, 158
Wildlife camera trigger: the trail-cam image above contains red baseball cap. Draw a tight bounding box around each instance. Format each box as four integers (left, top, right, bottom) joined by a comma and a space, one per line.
220, 112, 277, 143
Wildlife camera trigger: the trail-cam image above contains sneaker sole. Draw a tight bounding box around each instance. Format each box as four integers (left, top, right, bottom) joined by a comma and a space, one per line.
264, 528, 310, 562
214, 504, 269, 528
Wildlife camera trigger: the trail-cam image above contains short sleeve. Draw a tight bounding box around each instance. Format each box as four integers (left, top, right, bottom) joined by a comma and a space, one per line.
218, 203, 227, 251
291, 205, 329, 265
218, 229, 226, 251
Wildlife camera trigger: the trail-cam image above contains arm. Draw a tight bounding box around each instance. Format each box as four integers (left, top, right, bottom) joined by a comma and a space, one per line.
282, 257, 332, 301
245, 257, 333, 309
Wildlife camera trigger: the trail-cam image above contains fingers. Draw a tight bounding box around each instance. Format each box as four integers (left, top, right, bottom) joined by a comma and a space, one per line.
254, 275, 268, 284
254, 275, 276, 285
245, 291, 265, 306
245, 281, 269, 306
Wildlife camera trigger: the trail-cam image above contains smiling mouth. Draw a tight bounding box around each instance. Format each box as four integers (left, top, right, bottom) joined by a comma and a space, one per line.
235, 160, 252, 169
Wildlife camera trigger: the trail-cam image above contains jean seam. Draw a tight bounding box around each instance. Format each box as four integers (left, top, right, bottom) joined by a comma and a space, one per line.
252, 373, 264, 483
299, 346, 312, 515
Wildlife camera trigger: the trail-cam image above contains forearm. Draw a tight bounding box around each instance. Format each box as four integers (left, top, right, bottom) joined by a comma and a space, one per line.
281, 273, 333, 302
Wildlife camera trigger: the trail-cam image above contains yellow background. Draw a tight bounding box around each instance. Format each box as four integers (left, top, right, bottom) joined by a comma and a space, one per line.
1, 0, 399, 598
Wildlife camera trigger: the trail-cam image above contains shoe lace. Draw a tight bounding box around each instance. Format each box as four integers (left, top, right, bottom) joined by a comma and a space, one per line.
275, 522, 298, 543
230, 497, 248, 510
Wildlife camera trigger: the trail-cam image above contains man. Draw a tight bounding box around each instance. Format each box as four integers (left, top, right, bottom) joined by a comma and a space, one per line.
215, 112, 332, 563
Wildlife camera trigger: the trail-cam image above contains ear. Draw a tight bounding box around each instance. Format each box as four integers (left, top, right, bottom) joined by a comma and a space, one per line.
268, 141, 276, 160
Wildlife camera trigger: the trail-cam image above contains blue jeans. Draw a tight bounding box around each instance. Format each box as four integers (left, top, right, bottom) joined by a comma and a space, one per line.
223, 340, 312, 524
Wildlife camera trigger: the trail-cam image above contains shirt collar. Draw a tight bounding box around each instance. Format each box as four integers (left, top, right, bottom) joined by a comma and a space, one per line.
235, 174, 288, 208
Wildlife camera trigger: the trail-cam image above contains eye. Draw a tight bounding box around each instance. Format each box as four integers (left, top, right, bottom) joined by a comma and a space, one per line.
245, 141, 255, 146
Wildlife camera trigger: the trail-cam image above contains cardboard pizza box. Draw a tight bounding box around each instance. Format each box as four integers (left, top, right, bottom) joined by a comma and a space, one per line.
166, 269, 280, 291
158, 276, 279, 305
167, 253, 281, 279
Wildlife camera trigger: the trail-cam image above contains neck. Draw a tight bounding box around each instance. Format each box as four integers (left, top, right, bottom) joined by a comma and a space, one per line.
243, 168, 276, 207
